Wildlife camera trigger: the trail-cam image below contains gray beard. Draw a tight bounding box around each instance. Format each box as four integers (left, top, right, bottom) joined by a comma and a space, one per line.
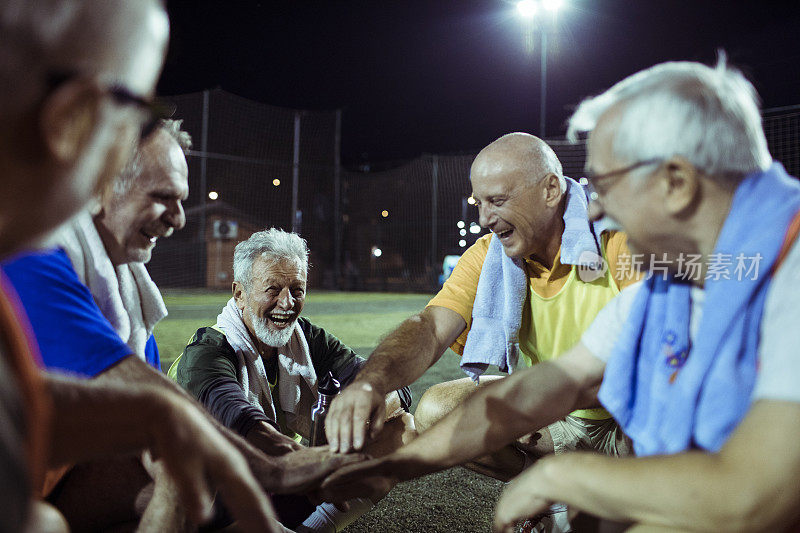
247, 308, 296, 348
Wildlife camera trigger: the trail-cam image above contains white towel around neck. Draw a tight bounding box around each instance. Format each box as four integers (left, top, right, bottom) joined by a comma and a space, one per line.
216, 298, 318, 438
54, 210, 168, 360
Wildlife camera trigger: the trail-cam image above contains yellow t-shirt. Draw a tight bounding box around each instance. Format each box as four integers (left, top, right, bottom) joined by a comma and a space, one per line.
428, 230, 640, 419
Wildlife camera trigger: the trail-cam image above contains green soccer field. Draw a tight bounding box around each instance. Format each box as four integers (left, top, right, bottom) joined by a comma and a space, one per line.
155, 289, 504, 532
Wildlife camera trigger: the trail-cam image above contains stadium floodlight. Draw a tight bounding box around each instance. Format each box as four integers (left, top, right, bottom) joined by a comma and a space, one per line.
457, 220, 466, 229
208, 191, 218, 200
516, 0, 537, 18
467, 196, 476, 205
469, 223, 481, 234
542, 0, 562, 11
459, 239, 467, 248
381, 210, 389, 218
460, 229, 467, 237
273, 178, 281, 186
372, 246, 382, 258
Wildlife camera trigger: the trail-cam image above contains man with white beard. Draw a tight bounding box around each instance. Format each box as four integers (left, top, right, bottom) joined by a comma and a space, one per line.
172, 227, 415, 532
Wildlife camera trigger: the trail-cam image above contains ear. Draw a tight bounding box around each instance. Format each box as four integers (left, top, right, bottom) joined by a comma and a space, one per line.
232, 281, 246, 308
39, 79, 105, 164
662, 156, 700, 216
542, 173, 563, 207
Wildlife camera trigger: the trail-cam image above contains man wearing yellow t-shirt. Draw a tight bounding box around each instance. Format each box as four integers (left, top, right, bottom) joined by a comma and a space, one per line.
326, 132, 639, 482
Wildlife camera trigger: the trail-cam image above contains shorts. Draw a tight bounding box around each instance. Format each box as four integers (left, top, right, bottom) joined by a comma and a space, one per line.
517, 415, 632, 468
548, 415, 632, 456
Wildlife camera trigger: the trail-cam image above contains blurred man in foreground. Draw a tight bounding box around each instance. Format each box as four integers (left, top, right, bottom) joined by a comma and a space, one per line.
322, 59, 800, 533
0, 1, 358, 531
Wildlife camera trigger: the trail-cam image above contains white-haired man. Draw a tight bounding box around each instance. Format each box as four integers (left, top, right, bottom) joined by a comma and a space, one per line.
5, 119, 190, 376
173, 227, 415, 531
321, 59, 800, 532
0, 0, 293, 531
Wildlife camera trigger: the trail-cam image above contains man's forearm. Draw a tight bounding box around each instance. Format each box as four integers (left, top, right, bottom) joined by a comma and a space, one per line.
536, 401, 800, 532
388, 361, 589, 479
97, 356, 282, 483
354, 314, 445, 395
45, 374, 169, 465
540, 453, 750, 531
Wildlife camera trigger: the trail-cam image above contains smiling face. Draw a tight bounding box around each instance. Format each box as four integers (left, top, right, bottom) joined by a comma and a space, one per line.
586, 109, 689, 261
470, 142, 564, 260
234, 256, 307, 349
95, 128, 189, 265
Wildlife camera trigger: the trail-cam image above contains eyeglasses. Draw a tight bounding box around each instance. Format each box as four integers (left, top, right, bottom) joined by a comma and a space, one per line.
46, 72, 175, 140
106, 85, 175, 140
582, 158, 663, 200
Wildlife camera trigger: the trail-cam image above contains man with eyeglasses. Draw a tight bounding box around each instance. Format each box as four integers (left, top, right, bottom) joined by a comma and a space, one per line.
324, 132, 639, 530
322, 59, 800, 532
0, 1, 362, 532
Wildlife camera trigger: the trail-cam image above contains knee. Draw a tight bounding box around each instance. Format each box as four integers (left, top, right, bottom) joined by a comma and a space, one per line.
363, 412, 417, 458
415, 381, 459, 432
27, 501, 69, 533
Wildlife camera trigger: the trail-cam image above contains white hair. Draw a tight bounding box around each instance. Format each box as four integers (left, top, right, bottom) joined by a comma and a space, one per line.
233, 228, 309, 290
567, 55, 771, 183
113, 119, 192, 196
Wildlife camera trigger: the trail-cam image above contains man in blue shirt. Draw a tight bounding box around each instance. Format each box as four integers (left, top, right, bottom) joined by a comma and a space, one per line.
4, 119, 192, 378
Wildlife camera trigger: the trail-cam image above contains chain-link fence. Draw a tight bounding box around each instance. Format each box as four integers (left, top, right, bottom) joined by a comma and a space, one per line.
148, 91, 800, 293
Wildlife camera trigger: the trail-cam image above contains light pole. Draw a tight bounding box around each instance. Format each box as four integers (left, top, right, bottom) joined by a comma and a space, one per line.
516, 0, 562, 138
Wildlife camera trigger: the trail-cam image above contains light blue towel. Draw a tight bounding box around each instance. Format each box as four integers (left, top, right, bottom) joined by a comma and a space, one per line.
461, 177, 604, 381
598, 162, 800, 455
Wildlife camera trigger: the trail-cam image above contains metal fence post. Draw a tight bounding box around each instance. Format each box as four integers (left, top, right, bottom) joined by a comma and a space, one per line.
431, 154, 439, 290
292, 112, 301, 233
333, 109, 342, 289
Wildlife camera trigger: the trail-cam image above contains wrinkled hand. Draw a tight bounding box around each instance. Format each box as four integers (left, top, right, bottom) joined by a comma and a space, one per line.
153, 393, 281, 533
318, 456, 398, 505
246, 421, 304, 456
493, 462, 555, 533
269, 446, 369, 494
326, 381, 386, 453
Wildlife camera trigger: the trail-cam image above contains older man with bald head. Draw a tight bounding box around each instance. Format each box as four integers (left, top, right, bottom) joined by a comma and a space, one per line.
324, 133, 639, 528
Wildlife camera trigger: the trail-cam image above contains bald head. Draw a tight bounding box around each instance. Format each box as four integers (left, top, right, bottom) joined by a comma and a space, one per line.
472, 132, 564, 188
470, 133, 567, 260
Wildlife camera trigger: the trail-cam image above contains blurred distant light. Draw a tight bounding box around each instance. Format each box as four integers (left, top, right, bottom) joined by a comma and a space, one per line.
542, 0, 563, 11
208, 191, 218, 200
459, 229, 467, 236
469, 224, 481, 234
372, 246, 383, 258
457, 220, 465, 229
459, 239, 467, 248
579, 177, 588, 186
467, 196, 476, 205
516, 0, 537, 18
273, 179, 281, 186
381, 210, 389, 218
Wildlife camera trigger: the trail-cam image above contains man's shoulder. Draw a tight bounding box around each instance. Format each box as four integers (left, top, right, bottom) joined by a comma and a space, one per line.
296, 316, 335, 344
3, 248, 89, 304
4, 248, 76, 278
189, 326, 234, 351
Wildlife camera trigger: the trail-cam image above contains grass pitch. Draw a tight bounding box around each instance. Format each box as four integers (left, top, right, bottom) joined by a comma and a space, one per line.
155, 290, 503, 532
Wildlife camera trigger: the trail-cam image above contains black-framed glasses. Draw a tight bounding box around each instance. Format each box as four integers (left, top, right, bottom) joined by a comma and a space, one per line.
581, 158, 664, 200
46, 71, 175, 140
107, 85, 175, 140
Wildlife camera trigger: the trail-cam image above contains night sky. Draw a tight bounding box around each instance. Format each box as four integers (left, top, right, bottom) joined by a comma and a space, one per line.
160, 1, 800, 166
